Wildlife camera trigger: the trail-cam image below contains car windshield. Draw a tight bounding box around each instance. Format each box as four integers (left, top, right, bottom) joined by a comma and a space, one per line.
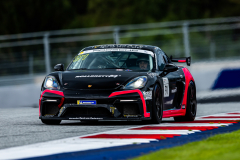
67, 49, 154, 71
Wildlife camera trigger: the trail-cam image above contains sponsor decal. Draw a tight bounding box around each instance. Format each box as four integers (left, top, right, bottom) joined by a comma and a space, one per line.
110, 107, 115, 114
77, 100, 96, 105
73, 54, 89, 62
171, 87, 177, 93
44, 114, 55, 117
116, 69, 123, 71
143, 91, 152, 100
125, 69, 132, 71
163, 78, 169, 97
147, 72, 158, 78
75, 75, 121, 78
165, 100, 173, 104
69, 117, 103, 120
91, 44, 146, 49
80, 49, 154, 57
123, 115, 138, 117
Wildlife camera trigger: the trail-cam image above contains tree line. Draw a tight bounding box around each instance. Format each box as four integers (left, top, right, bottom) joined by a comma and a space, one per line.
0, 0, 240, 35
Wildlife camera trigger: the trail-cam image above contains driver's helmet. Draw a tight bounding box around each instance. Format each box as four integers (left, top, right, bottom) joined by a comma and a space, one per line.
136, 56, 149, 64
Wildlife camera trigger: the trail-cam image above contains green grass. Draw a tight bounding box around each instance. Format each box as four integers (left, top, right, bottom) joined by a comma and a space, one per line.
132, 129, 240, 160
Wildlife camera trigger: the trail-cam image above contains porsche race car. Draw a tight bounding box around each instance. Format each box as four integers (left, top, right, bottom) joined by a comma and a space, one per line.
39, 44, 197, 124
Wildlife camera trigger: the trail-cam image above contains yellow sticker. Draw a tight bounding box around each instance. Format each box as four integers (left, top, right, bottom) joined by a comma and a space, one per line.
73, 54, 89, 62
110, 107, 115, 114
80, 52, 84, 54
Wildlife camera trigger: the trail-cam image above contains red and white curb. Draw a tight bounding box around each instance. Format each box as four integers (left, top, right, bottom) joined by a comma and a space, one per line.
1, 112, 240, 160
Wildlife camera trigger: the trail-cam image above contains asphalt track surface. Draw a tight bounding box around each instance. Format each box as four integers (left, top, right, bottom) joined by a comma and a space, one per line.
1, 102, 240, 151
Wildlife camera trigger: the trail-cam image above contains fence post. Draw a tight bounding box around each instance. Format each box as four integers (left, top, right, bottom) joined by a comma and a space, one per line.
113, 27, 120, 44
210, 41, 216, 60
29, 54, 33, 75
43, 33, 51, 74
182, 22, 190, 57
67, 52, 72, 66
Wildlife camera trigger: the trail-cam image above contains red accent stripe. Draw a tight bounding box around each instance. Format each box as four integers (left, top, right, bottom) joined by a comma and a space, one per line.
228, 113, 240, 114
109, 89, 150, 117
163, 109, 185, 118
39, 89, 64, 116
173, 120, 237, 123
181, 68, 194, 112
81, 134, 181, 139
41, 89, 64, 96
202, 116, 240, 119
58, 97, 65, 107
130, 126, 218, 131
178, 60, 186, 63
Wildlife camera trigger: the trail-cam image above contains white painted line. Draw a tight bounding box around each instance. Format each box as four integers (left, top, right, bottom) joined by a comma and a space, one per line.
0, 138, 157, 160
0, 111, 239, 160
196, 118, 240, 120
152, 123, 231, 127
106, 130, 197, 135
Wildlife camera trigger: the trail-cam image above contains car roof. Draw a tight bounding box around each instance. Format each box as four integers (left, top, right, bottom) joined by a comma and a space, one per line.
81, 44, 161, 53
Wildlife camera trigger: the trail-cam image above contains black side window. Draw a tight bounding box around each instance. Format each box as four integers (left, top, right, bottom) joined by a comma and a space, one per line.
162, 54, 169, 64
157, 50, 165, 71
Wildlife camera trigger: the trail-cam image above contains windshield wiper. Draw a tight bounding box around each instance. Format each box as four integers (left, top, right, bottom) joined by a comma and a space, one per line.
68, 68, 88, 70
104, 68, 127, 69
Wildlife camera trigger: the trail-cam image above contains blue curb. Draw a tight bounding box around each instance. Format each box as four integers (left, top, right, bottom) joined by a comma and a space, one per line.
212, 68, 240, 90
23, 123, 240, 160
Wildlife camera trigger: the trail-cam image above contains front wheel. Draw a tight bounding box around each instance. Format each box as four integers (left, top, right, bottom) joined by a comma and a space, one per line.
151, 83, 163, 124
41, 119, 61, 125
174, 81, 197, 122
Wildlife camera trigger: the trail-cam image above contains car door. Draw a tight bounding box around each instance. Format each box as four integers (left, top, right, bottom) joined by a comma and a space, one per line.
157, 50, 182, 110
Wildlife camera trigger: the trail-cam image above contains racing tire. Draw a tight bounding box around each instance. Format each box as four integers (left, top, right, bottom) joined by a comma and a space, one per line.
41, 119, 61, 125
151, 83, 163, 124
174, 81, 197, 122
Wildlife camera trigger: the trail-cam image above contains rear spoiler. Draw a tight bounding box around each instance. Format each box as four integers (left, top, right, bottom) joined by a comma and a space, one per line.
170, 56, 191, 66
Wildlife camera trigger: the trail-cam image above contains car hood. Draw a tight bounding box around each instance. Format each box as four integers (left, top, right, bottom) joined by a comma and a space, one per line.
61, 70, 143, 90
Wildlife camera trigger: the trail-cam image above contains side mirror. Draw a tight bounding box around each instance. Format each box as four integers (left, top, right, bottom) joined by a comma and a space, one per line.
54, 64, 64, 71
164, 64, 178, 72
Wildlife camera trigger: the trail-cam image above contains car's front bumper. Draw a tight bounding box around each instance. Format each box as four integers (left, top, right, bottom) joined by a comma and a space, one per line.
39, 89, 152, 121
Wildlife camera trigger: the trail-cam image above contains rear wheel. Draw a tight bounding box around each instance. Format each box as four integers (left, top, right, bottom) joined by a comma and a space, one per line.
174, 81, 197, 122
41, 119, 61, 125
151, 83, 163, 124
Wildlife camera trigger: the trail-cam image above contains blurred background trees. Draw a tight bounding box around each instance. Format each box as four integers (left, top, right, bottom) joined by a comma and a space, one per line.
0, 0, 240, 34
0, 0, 240, 78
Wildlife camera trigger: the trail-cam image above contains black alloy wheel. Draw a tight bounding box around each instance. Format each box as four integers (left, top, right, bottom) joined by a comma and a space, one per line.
174, 81, 197, 121
151, 83, 163, 124
41, 119, 61, 125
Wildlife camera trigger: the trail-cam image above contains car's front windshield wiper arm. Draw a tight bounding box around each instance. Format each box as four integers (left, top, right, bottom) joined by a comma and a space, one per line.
104, 68, 127, 69
69, 68, 88, 70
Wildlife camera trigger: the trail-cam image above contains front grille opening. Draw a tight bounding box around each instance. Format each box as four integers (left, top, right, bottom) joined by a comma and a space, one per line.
43, 103, 59, 116
62, 107, 111, 117
115, 103, 140, 117
123, 104, 140, 115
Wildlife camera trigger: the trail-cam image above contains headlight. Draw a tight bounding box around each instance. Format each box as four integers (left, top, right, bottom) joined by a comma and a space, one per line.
123, 76, 147, 89
44, 76, 60, 90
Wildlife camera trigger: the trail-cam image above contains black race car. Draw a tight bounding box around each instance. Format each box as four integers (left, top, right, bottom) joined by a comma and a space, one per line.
39, 44, 197, 124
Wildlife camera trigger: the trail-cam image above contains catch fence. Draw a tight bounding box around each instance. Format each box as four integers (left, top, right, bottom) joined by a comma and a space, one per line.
0, 16, 240, 85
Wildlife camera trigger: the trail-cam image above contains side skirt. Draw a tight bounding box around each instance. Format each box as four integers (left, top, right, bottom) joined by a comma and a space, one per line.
163, 109, 186, 118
